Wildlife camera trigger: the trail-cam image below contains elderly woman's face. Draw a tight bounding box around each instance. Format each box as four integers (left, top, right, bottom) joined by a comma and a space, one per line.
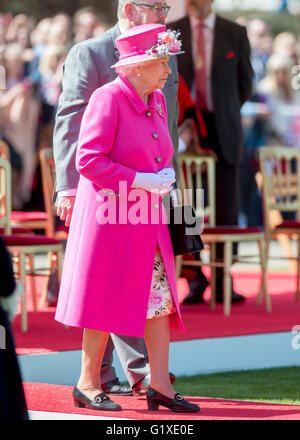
138, 56, 171, 91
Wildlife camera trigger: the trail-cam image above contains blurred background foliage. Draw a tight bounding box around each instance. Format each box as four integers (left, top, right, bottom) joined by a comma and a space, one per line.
222, 9, 300, 36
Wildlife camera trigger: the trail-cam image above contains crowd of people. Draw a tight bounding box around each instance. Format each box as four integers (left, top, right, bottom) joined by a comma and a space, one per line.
0, 8, 111, 209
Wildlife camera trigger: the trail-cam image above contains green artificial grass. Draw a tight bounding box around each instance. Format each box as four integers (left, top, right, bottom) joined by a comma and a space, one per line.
175, 367, 300, 405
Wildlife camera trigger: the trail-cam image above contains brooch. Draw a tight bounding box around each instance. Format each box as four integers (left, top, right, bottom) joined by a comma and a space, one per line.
157, 102, 164, 117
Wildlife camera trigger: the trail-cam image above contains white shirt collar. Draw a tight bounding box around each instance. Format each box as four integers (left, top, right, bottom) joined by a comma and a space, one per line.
118, 20, 127, 34
190, 10, 216, 30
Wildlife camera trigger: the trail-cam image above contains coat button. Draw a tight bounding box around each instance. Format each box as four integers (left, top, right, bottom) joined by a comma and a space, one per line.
152, 133, 158, 139
156, 156, 162, 163
146, 111, 152, 117
153, 203, 159, 209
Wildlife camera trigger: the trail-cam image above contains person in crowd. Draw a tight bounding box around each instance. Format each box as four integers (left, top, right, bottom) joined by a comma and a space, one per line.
256, 53, 300, 269
93, 14, 112, 38
238, 18, 272, 227
0, 43, 40, 209
169, 0, 253, 304
55, 23, 200, 414
0, 237, 29, 420
47, 18, 73, 49
5, 14, 33, 44
257, 53, 300, 145
272, 32, 299, 66
26, 17, 52, 85
73, 7, 98, 44
38, 43, 67, 123
53, 1, 179, 397
247, 19, 272, 88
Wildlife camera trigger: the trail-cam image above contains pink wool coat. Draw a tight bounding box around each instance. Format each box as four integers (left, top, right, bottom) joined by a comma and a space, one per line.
55, 75, 185, 337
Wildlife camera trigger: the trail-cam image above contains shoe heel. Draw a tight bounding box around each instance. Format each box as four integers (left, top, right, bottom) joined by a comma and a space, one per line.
74, 398, 85, 408
147, 399, 159, 411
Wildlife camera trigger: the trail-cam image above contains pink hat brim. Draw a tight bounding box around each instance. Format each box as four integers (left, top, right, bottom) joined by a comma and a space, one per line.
111, 51, 184, 69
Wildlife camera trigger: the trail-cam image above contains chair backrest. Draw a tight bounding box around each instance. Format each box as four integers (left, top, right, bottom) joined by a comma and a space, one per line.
39, 147, 56, 237
0, 156, 12, 235
177, 152, 216, 227
0, 140, 10, 160
258, 146, 300, 235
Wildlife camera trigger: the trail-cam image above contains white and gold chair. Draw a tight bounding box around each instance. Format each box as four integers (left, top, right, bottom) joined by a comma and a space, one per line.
0, 156, 63, 331
176, 152, 271, 315
259, 146, 300, 301
0, 139, 51, 234
39, 147, 68, 240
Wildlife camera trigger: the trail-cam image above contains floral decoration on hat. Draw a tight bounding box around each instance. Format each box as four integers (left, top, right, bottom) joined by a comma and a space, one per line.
146, 30, 183, 58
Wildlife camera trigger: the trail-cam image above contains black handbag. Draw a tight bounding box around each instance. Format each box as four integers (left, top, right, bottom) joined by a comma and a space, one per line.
167, 203, 204, 256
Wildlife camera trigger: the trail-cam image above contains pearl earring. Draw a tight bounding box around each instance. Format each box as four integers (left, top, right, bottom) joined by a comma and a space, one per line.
137, 73, 141, 77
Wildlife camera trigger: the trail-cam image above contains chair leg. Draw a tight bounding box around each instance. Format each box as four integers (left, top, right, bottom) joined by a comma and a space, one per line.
27, 253, 37, 313
224, 241, 233, 316
210, 243, 216, 311
175, 255, 182, 279
19, 253, 28, 332
257, 238, 271, 313
57, 250, 63, 284
39, 252, 54, 309
256, 238, 270, 306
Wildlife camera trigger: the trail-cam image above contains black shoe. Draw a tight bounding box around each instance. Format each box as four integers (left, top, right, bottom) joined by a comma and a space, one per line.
147, 387, 200, 413
183, 272, 209, 304
73, 386, 122, 411
102, 378, 133, 396
132, 373, 176, 396
183, 289, 206, 304
216, 291, 246, 304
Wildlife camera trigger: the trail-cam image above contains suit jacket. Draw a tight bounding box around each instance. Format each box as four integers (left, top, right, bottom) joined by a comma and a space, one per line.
53, 24, 179, 197
169, 15, 253, 165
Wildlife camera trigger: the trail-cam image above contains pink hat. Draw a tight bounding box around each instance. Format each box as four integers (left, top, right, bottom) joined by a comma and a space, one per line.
111, 23, 184, 68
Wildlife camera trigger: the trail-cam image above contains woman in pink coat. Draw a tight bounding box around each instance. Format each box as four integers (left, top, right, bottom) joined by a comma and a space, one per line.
55, 23, 200, 414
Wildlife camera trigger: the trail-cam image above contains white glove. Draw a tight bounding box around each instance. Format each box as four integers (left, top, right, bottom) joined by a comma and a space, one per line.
132, 172, 175, 194
157, 167, 176, 182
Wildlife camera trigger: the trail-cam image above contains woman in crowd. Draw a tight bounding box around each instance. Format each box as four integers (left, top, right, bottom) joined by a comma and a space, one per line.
55, 23, 200, 414
0, 43, 40, 209
257, 53, 300, 145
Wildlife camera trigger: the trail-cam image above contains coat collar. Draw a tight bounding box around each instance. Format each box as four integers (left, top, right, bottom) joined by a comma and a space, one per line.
111, 23, 121, 60
117, 75, 159, 115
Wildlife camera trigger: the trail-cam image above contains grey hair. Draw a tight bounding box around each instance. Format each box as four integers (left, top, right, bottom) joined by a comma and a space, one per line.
114, 60, 156, 76
114, 64, 135, 76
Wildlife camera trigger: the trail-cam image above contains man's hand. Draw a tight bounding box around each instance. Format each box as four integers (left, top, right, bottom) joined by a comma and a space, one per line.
56, 196, 76, 227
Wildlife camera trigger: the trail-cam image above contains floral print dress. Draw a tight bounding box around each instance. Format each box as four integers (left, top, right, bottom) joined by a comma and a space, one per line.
147, 252, 176, 319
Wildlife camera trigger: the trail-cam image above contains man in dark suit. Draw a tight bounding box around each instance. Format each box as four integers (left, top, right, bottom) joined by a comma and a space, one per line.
169, 0, 253, 303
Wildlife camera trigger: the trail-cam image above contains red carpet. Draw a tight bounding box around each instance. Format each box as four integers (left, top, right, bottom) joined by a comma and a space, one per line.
24, 382, 300, 420
13, 270, 300, 355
